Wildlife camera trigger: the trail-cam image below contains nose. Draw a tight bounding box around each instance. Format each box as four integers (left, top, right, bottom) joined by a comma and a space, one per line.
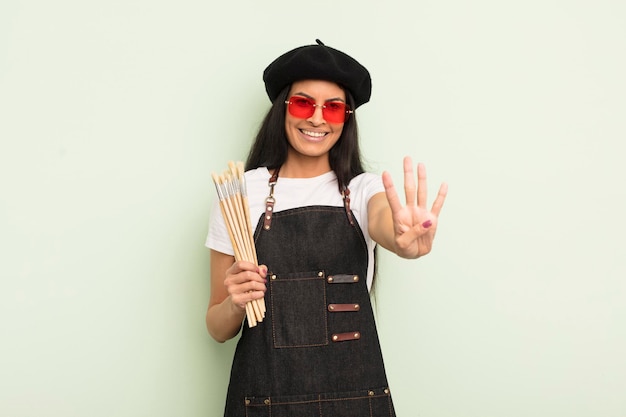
307, 104, 326, 125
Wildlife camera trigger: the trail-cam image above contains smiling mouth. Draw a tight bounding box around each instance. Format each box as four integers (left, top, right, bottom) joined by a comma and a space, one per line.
300, 129, 327, 138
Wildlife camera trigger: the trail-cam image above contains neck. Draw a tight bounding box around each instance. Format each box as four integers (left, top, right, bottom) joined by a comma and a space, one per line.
279, 153, 332, 178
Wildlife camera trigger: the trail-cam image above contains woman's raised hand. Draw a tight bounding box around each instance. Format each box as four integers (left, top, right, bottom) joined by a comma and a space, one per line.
382, 156, 447, 259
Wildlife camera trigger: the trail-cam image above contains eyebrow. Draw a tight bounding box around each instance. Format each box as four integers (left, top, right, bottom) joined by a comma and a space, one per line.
292, 92, 346, 103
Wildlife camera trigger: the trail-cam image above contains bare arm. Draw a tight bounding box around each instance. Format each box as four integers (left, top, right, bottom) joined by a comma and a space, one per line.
368, 157, 448, 259
205, 249, 267, 343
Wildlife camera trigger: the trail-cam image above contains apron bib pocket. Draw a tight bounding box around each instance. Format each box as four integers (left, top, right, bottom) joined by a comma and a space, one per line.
270, 270, 328, 348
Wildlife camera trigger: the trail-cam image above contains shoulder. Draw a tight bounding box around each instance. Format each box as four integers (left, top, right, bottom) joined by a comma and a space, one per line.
348, 172, 384, 199
244, 167, 271, 182
243, 168, 272, 197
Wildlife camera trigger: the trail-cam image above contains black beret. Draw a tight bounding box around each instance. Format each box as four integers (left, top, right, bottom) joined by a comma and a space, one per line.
263, 39, 372, 109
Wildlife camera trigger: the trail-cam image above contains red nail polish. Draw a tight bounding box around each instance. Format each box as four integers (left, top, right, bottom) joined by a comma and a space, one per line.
422, 220, 432, 228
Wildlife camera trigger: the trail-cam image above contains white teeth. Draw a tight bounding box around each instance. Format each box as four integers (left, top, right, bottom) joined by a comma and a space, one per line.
301, 130, 327, 138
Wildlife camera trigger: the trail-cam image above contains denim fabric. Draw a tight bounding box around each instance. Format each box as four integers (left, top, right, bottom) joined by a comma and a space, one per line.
223, 206, 396, 417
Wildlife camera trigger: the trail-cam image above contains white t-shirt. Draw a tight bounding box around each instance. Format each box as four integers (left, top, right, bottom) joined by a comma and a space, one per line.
206, 167, 385, 289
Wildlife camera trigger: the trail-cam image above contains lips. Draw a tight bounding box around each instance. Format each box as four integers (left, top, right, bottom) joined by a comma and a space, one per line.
300, 129, 328, 140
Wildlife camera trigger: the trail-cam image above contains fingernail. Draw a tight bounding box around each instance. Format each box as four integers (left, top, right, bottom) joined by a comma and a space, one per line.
422, 220, 432, 228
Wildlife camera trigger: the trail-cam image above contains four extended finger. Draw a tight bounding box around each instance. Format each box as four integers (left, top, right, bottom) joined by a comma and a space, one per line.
403, 156, 416, 207
430, 182, 448, 216
382, 171, 403, 215
417, 162, 428, 209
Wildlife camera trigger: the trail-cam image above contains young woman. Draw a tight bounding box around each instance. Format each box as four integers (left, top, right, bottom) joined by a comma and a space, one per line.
206, 40, 447, 417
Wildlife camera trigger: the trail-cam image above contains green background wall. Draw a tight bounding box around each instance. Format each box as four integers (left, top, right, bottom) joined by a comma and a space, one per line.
1, 1, 625, 416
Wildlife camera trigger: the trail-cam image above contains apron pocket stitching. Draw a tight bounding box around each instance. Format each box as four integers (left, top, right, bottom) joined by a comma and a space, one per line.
270, 271, 328, 348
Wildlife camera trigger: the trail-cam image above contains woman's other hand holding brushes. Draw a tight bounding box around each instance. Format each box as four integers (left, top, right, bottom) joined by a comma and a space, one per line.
224, 261, 268, 312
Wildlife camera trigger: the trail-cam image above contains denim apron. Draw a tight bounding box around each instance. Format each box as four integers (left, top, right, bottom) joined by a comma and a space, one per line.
223, 177, 396, 417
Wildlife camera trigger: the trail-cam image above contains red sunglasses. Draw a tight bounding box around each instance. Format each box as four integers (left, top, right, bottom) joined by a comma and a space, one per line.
285, 96, 353, 123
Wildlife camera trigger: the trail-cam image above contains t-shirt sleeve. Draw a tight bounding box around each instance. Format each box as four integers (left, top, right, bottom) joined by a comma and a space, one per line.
205, 199, 235, 256
363, 172, 385, 200
349, 172, 385, 243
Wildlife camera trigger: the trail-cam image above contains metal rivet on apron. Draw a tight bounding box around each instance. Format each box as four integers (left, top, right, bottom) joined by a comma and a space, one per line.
271, 274, 277, 280
354, 304, 359, 310
353, 275, 359, 282
368, 390, 375, 396
329, 305, 335, 311
384, 388, 390, 395
332, 335, 338, 341
354, 332, 360, 339
264, 225, 270, 230
245, 399, 250, 405
327, 277, 333, 283
318, 271, 323, 277
264, 399, 270, 405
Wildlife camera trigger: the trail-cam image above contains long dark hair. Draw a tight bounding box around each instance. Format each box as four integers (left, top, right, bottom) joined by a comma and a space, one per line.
244, 84, 365, 193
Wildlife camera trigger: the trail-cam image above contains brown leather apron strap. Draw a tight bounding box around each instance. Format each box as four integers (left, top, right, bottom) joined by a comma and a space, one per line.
328, 303, 361, 312
264, 168, 355, 230
342, 186, 355, 226
331, 331, 361, 342
263, 167, 280, 231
